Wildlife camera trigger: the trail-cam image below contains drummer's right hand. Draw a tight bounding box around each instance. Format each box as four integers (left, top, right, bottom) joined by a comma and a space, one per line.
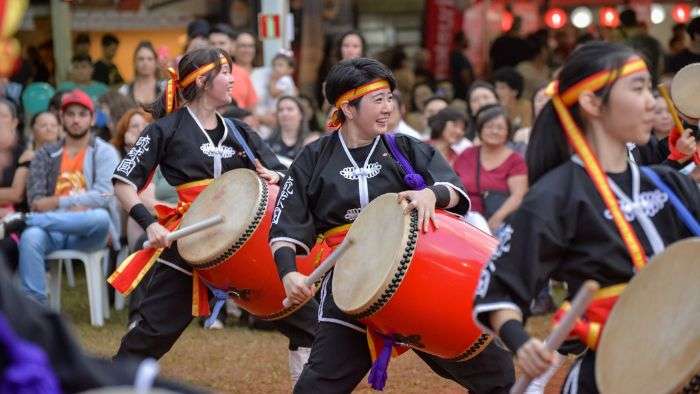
145, 222, 171, 249
515, 338, 555, 379
282, 272, 314, 305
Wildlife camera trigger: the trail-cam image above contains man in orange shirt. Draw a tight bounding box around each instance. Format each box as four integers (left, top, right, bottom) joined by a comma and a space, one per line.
209, 24, 258, 110
1, 90, 121, 304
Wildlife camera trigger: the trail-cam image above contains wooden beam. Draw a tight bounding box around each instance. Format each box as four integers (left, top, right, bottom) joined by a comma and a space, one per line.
297, 0, 324, 99
50, 0, 72, 84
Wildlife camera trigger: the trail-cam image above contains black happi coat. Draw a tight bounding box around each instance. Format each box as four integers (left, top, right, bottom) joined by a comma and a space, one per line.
473, 160, 700, 331
270, 131, 470, 330
112, 106, 286, 191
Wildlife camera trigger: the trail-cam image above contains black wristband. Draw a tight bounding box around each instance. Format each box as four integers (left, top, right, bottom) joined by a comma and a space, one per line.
428, 185, 450, 208
129, 203, 156, 231
274, 247, 297, 280
499, 319, 530, 353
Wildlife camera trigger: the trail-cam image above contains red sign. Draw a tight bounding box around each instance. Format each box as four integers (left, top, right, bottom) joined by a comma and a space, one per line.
258, 14, 281, 40
424, 0, 463, 80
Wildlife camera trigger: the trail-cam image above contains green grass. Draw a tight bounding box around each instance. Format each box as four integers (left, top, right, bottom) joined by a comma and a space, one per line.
59, 269, 566, 393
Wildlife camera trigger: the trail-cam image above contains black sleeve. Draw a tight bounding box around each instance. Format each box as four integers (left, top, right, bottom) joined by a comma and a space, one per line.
399, 135, 470, 215
112, 122, 165, 192
268, 145, 317, 255
473, 196, 567, 332
233, 118, 288, 174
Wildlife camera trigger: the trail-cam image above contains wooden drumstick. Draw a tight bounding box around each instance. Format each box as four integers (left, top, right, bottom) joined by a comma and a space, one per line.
658, 84, 685, 133
509, 280, 600, 394
281, 238, 354, 308
143, 215, 225, 249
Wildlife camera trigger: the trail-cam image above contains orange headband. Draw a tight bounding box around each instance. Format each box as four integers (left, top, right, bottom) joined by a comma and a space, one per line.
164, 54, 229, 114
551, 56, 649, 271
326, 79, 391, 129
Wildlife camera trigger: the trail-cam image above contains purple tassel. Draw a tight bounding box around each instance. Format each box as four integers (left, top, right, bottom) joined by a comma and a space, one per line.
403, 173, 426, 191
0, 314, 61, 394
367, 336, 395, 391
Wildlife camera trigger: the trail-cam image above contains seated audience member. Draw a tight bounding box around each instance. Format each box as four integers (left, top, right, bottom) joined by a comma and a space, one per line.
453, 104, 528, 232
466, 81, 499, 140
427, 107, 468, 166
265, 96, 308, 163
1, 90, 121, 304
57, 54, 109, 105
493, 67, 533, 130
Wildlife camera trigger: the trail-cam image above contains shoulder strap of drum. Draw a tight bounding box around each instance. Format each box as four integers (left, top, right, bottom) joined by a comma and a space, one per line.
640, 166, 700, 236
223, 117, 257, 164
382, 133, 426, 191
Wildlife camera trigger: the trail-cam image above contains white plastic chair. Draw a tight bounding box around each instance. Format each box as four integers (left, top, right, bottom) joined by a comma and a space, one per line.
47, 249, 110, 327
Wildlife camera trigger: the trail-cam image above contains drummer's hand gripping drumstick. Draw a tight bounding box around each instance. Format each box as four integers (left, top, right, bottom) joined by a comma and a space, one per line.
509, 280, 600, 394
142, 215, 225, 249
282, 238, 354, 308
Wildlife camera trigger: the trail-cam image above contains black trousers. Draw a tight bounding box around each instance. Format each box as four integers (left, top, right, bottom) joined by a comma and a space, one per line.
561, 351, 598, 394
294, 322, 514, 394
115, 247, 318, 360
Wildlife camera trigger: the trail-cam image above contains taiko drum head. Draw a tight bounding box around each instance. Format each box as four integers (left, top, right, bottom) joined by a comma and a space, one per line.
332, 193, 413, 314
178, 169, 264, 266
596, 238, 700, 394
670, 63, 700, 119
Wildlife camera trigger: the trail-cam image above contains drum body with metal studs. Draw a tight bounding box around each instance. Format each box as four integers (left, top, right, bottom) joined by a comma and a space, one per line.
596, 238, 700, 394
177, 168, 315, 320
332, 193, 497, 361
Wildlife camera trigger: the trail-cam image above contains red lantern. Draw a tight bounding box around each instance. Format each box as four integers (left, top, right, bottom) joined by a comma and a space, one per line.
599, 7, 620, 28
545, 8, 568, 29
671, 3, 691, 23
501, 10, 514, 32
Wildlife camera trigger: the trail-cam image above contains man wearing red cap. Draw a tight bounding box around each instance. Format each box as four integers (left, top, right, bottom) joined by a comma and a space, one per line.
0, 90, 121, 304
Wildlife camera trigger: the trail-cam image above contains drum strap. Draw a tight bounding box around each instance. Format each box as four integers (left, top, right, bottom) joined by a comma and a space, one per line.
640, 167, 700, 236
224, 117, 258, 164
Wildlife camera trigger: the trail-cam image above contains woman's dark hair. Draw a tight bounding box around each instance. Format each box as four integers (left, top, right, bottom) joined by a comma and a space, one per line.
133, 41, 161, 79
149, 48, 233, 119
298, 93, 323, 132
525, 41, 637, 185
474, 104, 512, 140
324, 58, 397, 125
410, 81, 434, 111
29, 111, 58, 129
428, 107, 466, 140
272, 95, 309, 149
336, 30, 366, 60
48, 91, 67, 114
492, 67, 525, 99
466, 80, 497, 118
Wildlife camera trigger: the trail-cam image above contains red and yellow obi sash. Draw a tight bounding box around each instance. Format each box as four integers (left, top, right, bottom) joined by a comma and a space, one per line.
552, 284, 625, 350
306, 225, 410, 363
108, 179, 213, 316
549, 57, 649, 348
325, 79, 391, 130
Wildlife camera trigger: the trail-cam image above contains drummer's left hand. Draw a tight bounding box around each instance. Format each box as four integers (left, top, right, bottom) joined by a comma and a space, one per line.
397, 189, 438, 233
255, 160, 280, 184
